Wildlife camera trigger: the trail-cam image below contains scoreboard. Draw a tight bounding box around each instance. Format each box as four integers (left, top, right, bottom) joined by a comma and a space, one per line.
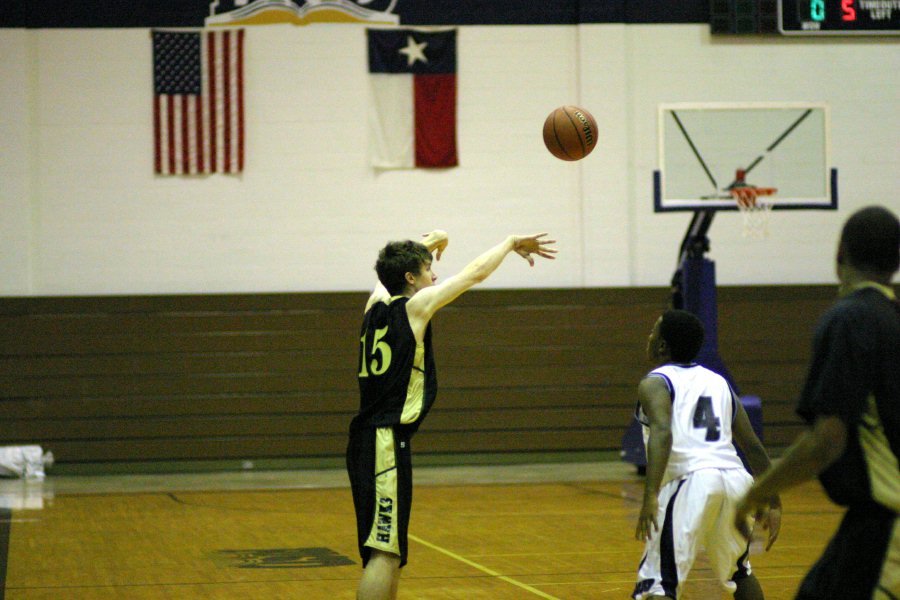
779, 0, 900, 34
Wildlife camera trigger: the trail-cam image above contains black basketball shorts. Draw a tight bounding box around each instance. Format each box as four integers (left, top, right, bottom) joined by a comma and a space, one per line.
796, 504, 899, 599
346, 425, 413, 568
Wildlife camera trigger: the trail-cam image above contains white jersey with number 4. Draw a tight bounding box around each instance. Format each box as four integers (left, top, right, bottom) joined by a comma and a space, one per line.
637, 363, 746, 487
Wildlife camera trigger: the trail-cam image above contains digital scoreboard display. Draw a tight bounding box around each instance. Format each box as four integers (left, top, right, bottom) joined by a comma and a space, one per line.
779, 0, 900, 34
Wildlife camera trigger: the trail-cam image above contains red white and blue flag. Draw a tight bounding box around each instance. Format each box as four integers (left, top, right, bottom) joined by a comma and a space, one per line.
367, 29, 457, 169
152, 29, 245, 175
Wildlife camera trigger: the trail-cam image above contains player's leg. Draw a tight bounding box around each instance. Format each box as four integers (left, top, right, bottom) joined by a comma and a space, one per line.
707, 469, 763, 599
633, 475, 706, 599
734, 573, 765, 600
358, 549, 401, 600
632, 478, 682, 598
349, 427, 411, 600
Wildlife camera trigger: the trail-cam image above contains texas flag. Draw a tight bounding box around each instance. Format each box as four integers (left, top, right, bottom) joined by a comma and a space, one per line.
367, 29, 458, 169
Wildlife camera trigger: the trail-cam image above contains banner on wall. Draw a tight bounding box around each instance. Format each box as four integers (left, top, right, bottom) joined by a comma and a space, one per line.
367, 28, 458, 169
206, 0, 400, 27
152, 29, 245, 175
5, 1, 707, 27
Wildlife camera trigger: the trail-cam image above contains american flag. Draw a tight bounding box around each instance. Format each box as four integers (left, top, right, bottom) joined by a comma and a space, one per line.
152, 30, 245, 175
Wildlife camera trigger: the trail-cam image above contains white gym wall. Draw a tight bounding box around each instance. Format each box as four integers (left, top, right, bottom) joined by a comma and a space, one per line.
0, 25, 897, 295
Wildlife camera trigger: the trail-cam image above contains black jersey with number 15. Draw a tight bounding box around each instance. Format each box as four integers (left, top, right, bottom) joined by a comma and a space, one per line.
352, 296, 437, 433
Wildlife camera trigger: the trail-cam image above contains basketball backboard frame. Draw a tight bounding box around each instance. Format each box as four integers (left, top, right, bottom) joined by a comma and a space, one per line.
653, 102, 838, 212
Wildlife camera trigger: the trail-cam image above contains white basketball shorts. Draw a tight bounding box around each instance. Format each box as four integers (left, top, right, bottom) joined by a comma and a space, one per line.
633, 468, 755, 599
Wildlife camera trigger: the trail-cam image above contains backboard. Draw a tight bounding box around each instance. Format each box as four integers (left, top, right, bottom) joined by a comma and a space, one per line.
654, 102, 837, 212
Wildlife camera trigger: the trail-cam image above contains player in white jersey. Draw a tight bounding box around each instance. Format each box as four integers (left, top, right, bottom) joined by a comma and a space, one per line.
632, 309, 781, 600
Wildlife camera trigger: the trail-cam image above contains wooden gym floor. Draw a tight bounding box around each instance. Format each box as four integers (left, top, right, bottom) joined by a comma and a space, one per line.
1, 461, 841, 599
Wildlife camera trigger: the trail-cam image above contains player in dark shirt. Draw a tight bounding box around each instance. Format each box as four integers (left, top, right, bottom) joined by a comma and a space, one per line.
348, 229, 556, 600
734, 205, 900, 599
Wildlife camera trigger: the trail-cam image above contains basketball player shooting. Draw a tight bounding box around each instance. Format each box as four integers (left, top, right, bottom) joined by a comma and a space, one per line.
347, 229, 556, 600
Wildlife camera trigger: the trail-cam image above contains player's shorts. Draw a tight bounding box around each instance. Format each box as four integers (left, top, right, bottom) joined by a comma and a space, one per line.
346, 425, 413, 568
796, 503, 899, 600
633, 467, 754, 599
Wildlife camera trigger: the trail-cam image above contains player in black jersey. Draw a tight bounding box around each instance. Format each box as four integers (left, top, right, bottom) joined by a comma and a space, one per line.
348, 229, 556, 600
735, 206, 900, 599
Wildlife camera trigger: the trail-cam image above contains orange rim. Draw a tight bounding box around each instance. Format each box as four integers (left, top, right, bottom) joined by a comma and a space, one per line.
731, 187, 778, 209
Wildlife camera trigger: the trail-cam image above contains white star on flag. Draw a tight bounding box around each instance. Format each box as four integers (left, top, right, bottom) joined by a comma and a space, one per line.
398, 35, 428, 66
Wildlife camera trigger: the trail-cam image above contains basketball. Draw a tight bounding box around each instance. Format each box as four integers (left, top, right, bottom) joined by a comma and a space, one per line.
542, 105, 598, 161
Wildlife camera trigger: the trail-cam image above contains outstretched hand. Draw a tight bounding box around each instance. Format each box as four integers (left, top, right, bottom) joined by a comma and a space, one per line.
512, 233, 558, 266
421, 230, 449, 261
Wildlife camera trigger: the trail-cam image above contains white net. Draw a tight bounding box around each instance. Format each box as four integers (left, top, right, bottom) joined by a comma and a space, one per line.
732, 187, 776, 239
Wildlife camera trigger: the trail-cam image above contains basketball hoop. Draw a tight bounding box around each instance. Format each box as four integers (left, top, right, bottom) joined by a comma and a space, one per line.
731, 186, 777, 239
